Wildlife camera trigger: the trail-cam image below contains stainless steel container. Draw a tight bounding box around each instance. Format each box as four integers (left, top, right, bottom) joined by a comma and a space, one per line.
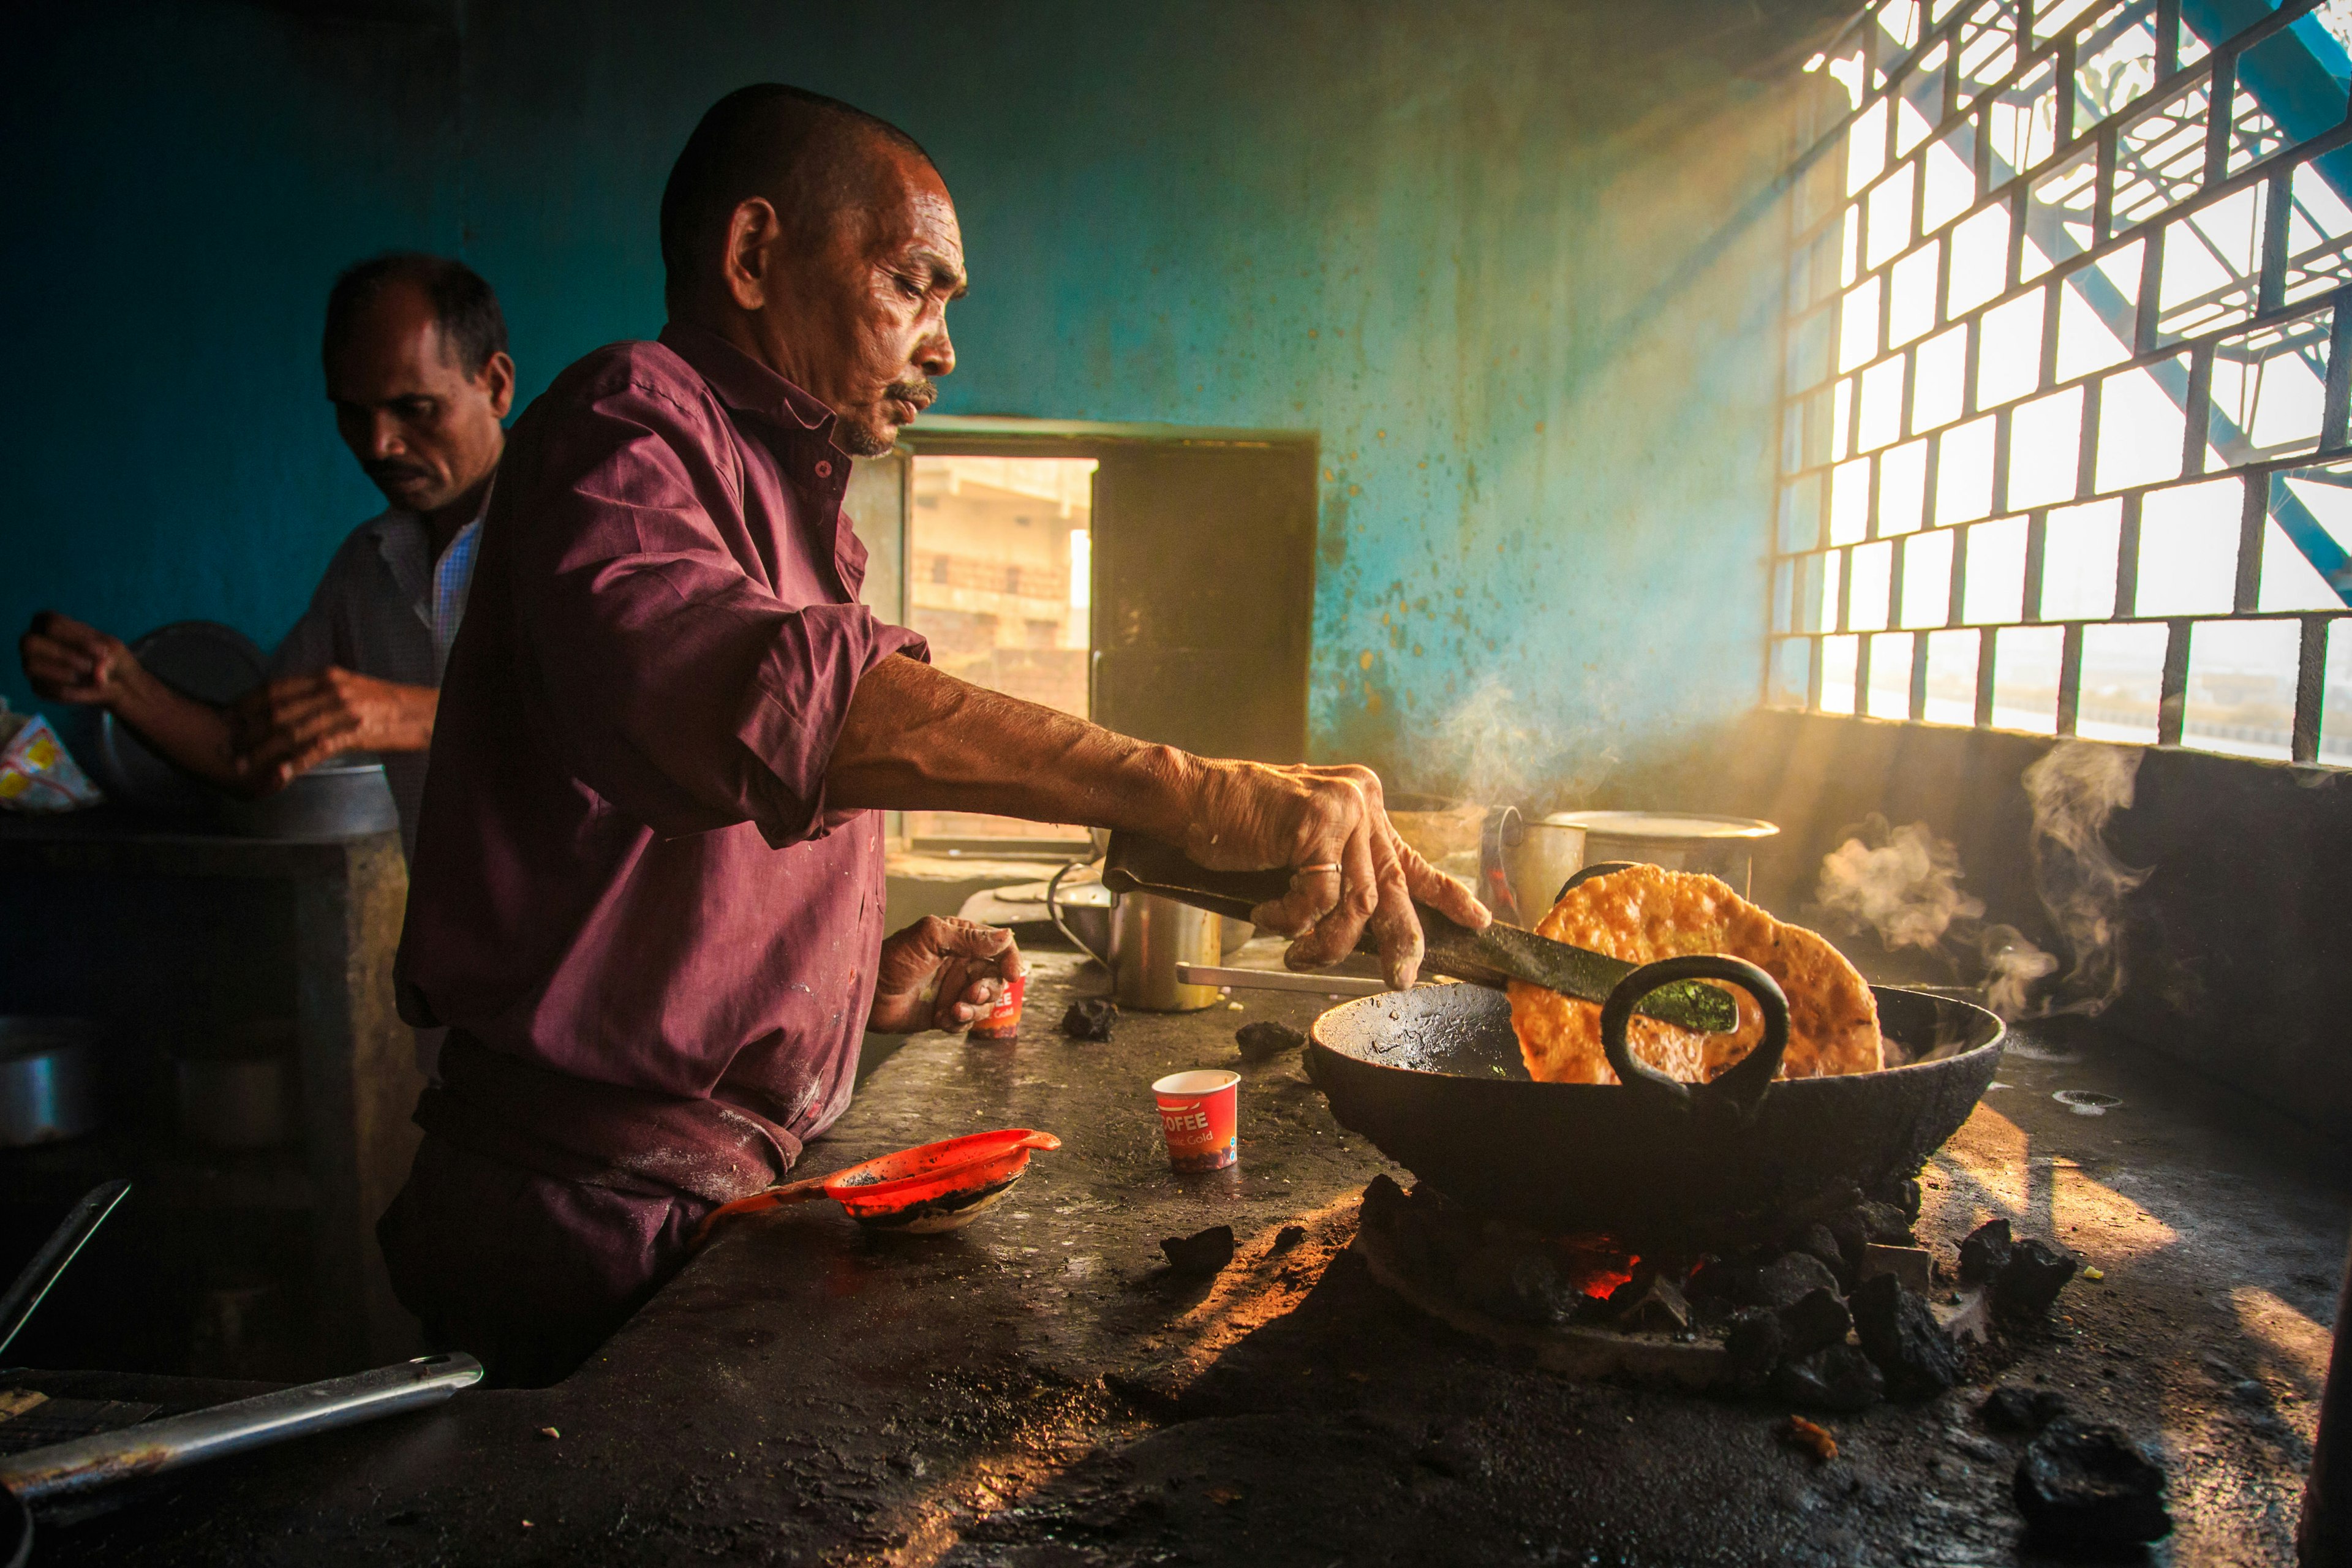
1111, 891, 1223, 1012
1544, 811, 1780, 899
1500, 815, 1588, 924
214, 757, 400, 841
174, 1021, 297, 1150
0, 1018, 105, 1147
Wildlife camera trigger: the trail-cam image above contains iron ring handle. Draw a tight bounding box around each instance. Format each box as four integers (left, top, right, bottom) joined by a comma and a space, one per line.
1597, 953, 1792, 1124
1045, 858, 1112, 967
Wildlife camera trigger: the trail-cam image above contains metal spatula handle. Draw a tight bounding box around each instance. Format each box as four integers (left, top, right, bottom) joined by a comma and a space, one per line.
0, 1180, 130, 1362
0, 1353, 483, 1504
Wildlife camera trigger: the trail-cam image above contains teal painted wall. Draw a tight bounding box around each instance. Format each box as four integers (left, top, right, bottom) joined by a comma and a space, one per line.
6, 1, 1840, 796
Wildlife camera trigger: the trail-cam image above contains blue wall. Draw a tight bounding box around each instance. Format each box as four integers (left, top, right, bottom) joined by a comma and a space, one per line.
6, 1, 1839, 797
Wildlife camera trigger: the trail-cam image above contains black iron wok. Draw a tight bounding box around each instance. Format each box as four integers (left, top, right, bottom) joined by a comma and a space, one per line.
1307, 954, 2004, 1250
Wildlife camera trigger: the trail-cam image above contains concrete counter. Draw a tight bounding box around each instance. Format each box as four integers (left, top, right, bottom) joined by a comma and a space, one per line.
23, 951, 2347, 1566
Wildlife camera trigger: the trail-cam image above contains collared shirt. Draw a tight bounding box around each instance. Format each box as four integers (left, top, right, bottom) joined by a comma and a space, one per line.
393, 322, 926, 1166
271, 502, 486, 858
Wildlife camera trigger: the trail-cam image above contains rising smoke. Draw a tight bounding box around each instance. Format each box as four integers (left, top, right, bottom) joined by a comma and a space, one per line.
1430, 676, 1621, 811
1978, 924, 2061, 1019
1808, 741, 2146, 1020
1814, 815, 1985, 951
2020, 740, 2148, 1017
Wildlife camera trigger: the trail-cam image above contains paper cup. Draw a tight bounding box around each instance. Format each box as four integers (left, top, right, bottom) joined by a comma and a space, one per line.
1152, 1069, 1240, 1172
967, 972, 1026, 1040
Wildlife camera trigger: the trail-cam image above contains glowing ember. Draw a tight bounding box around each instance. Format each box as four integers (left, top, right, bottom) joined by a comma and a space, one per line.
1551, 1235, 1640, 1299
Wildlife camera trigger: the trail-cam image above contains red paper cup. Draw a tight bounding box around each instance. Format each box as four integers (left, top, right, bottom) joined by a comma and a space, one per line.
968, 972, 1025, 1040
1153, 1069, 1240, 1172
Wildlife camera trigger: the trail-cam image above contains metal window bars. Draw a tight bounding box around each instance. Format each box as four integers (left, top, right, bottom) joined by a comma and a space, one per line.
1770, 0, 2352, 764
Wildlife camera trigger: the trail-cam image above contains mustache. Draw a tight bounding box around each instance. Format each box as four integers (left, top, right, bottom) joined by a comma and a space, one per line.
365, 460, 434, 486
884, 380, 936, 413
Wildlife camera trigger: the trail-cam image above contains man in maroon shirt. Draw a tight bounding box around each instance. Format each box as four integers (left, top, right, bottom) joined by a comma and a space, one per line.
383, 85, 1486, 1384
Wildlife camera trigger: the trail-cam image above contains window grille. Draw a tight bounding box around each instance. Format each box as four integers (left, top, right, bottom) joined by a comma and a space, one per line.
1770, 0, 2352, 764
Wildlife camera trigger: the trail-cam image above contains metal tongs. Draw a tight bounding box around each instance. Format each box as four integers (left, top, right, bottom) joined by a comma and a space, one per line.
0, 1182, 481, 1564
1101, 832, 1737, 1033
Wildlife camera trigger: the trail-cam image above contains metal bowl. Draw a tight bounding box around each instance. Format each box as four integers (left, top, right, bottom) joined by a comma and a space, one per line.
89, 622, 265, 818
213, 757, 399, 840
0, 1017, 105, 1147
1540, 811, 1779, 899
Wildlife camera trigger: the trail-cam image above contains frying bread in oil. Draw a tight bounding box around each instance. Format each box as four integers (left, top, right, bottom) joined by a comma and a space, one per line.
1506, 864, 1883, 1085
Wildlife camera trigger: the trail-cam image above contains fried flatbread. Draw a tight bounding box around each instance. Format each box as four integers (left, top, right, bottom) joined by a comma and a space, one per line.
1506, 864, 1882, 1085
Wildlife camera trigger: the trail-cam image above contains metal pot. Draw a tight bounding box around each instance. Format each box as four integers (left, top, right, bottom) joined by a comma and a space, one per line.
0, 1019, 104, 1148
1543, 811, 1779, 899
1041, 864, 1117, 962
89, 622, 265, 818
1109, 892, 1223, 1012
1305, 959, 2002, 1250
173, 1021, 297, 1150
1476, 808, 1588, 925
214, 756, 399, 841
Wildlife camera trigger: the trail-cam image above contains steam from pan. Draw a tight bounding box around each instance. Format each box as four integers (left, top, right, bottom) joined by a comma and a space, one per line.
1809, 741, 2145, 1022
2020, 740, 2147, 1018
1428, 676, 1621, 811
1814, 817, 1983, 951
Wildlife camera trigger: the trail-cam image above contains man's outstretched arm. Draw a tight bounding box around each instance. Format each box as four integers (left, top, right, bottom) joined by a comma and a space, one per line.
21, 611, 439, 794
825, 653, 1488, 990
20, 612, 244, 787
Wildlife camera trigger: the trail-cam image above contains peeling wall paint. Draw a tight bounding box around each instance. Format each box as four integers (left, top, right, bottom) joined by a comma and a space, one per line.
7, 0, 1846, 797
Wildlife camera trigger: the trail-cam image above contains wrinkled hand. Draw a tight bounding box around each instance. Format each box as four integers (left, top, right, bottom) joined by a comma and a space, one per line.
19, 612, 146, 708
1180, 762, 1489, 990
228, 668, 437, 789
868, 916, 1027, 1034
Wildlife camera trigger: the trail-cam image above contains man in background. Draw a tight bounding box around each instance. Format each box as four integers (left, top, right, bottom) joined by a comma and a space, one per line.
18, 252, 514, 858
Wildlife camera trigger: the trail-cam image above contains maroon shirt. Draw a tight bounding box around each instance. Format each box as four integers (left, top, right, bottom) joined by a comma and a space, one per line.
394, 323, 925, 1182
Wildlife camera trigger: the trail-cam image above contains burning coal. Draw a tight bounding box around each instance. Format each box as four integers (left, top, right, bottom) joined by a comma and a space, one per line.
1814, 815, 1983, 951
2020, 741, 2147, 1017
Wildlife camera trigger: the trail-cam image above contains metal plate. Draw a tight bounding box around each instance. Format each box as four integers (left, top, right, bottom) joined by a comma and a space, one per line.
90, 622, 263, 815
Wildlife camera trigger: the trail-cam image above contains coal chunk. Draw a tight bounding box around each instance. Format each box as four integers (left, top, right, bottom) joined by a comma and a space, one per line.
1724, 1306, 1784, 1395
1060, 998, 1118, 1041
1748, 1250, 1842, 1311
1981, 1384, 2070, 1433
1790, 1223, 1848, 1280
1235, 1020, 1306, 1060
1853, 1199, 1915, 1246
1959, 1218, 2015, 1285
1159, 1225, 1236, 1276
1455, 1241, 1577, 1326
1607, 1273, 1692, 1333
1771, 1344, 1884, 1411
1994, 1237, 2079, 1321
2013, 1419, 2172, 1550
1359, 1173, 1409, 1232
1777, 1287, 1854, 1360
1851, 1272, 1964, 1400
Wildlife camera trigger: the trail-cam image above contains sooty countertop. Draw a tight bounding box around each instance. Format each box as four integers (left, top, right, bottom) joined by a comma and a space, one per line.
22, 947, 2348, 1566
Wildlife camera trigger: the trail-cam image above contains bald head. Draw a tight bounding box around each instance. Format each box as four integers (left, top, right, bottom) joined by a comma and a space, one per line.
660, 84, 964, 455
661, 85, 935, 312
